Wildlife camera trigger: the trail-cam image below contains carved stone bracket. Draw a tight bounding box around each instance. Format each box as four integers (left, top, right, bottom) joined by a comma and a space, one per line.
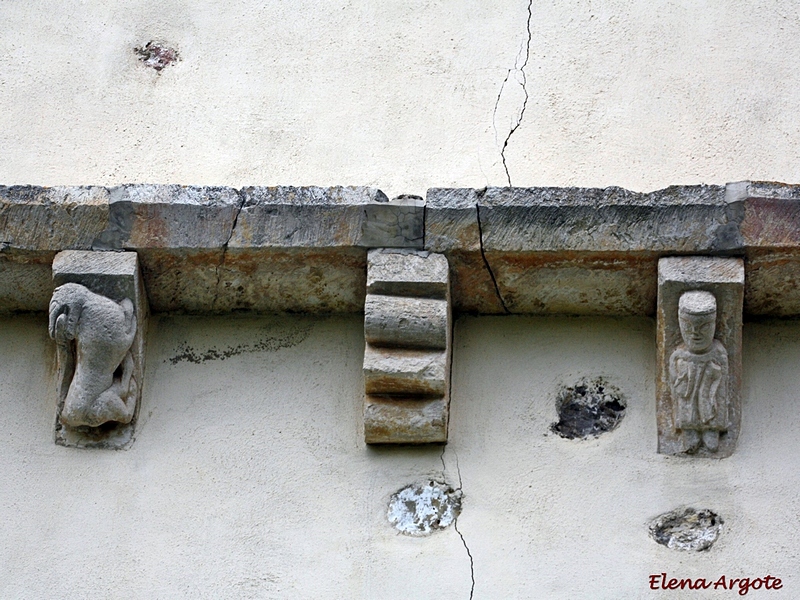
50, 251, 148, 449
656, 257, 744, 458
363, 249, 451, 444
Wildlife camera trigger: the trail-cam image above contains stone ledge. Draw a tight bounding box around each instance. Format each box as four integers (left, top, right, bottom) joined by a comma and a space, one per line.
3, 182, 800, 315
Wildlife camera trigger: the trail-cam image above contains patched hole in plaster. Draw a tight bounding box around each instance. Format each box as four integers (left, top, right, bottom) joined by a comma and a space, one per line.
134, 41, 180, 71
551, 377, 626, 439
387, 481, 462, 536
649, 507, 723, 552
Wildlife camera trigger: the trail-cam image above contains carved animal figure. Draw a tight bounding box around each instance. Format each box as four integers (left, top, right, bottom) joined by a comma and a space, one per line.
48, 283, 137, 428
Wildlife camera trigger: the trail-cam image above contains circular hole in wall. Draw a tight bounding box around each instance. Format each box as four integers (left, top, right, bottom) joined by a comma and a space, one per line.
387, 481, 462, 536
649, 507, 723, 551
551, 377, 626, 439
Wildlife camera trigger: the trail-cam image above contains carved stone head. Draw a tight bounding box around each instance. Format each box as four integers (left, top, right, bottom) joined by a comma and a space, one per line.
678, 290, 717, 354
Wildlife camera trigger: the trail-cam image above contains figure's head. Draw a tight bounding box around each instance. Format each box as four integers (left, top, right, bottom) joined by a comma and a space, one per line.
678, 290, 717, 353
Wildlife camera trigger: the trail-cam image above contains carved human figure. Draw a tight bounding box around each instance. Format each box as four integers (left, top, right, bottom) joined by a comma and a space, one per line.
49, 283, 138, 428
668, 290, 729, 453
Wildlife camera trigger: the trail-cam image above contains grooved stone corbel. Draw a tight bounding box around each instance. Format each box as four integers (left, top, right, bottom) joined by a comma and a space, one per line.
50, 251, 148, 449
363, 249, 451, 444
656, 257, 744, 458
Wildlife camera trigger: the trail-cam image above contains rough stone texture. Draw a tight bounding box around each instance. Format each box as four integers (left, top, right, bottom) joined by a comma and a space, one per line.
9, 181, 800, 316
364, 346, 447, 396
425, 188, 506, 314
0, 186, 110, 251
387, 481, 462, 536
738, 181, 800, 316
364, 295, 447, 349
551, 378, 626, 440
363, 249, 451, 444
649, 507, 723, 552
656, 257, 744, 458
231, 186, 386, 248
478, 185, 733, 315
51, 251, 148, 449
366, 249, 449, 299
92, 184, 242, 251
364, 396, 448, 444
360, 196, 424, 249
0, 187, 110, 313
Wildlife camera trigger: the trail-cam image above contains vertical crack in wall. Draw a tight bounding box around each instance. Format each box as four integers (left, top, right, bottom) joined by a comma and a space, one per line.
212, 192, 245, 311
476, 203, 510, 313
493, 0, 533, 187
441, 447, 475, 600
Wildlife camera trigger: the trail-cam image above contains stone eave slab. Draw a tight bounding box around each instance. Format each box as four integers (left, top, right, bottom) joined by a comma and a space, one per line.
3, 181, 800, 316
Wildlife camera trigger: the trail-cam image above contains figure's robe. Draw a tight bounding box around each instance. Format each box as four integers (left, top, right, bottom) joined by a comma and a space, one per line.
669, 340, 728, 432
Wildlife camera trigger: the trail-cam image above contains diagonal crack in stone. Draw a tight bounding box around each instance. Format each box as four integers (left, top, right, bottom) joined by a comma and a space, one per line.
476, 203, 510, 313
212, 190, 246, 311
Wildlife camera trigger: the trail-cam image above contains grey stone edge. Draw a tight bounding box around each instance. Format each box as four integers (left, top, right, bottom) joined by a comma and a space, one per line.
2, 181, 800, 316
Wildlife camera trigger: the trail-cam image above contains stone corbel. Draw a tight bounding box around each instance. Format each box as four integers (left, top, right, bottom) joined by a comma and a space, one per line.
49, 251, 148, 449
363, 249, 451, 444
656, 257, 744, 458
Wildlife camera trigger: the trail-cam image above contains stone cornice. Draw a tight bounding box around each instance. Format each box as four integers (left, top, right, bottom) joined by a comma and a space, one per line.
2, 181, 800, 316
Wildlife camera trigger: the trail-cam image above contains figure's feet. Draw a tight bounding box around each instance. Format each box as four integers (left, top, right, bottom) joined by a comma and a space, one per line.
683, 430, 701, 453
702, 430, 720, 452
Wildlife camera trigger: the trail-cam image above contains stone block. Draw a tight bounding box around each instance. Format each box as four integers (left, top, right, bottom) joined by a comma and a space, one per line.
425, 188, 507, 313
364, 295, 448, 349
50, 251, 148, 449
363, 248, 452, 444
366, 249, 448, 299
656, 257, 744, 458
92, 184, 242, 250
363, 346, 447, 396
360, 195, 424, 248
230, 186, 386, 248
0, 186, 109, 251
474, 185, 739, 315
364, 396, 448, 444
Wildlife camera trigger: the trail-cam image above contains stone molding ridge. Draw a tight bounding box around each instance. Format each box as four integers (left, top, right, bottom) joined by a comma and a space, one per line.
2, 182, 800, 315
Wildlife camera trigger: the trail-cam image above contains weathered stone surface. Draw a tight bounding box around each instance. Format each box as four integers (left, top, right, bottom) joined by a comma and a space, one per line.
656, 257, 744, 458
649, 507, 723, 552
360, 195, 424, 248
364, 295, 447, 349
364, 396, 448, 444
425, 188, 506, 313
387, 481, 461, 535
478, 185, 737, 316
0, 186, 109, 251
92, 184, 242, 250
51, 251, 148, 449
551, 378, 626, 440
735, 181, 800, 317
484, 252, 658, 315
363, 248, 452, 443
364, 346, 446, 396
6, 181, 800, 316
366, 249, 448, 299
231, 186, 385, 248
478, 185, 734, 253
0, 250, 54, 313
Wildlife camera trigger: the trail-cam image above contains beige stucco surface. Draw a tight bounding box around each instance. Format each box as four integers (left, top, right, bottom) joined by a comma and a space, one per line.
2, 1, 800, 196
1, 314, 798, 598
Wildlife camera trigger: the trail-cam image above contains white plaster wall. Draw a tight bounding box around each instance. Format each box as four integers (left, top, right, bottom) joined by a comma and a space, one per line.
2, 1, 800, 196
1, 314, 798, 598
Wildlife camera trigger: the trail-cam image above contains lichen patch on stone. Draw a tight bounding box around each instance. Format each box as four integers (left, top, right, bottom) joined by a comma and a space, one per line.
551, 377, 626, 439
134, 41, 179, 71
387, 481, 462, 536
649, 507, 723, 552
